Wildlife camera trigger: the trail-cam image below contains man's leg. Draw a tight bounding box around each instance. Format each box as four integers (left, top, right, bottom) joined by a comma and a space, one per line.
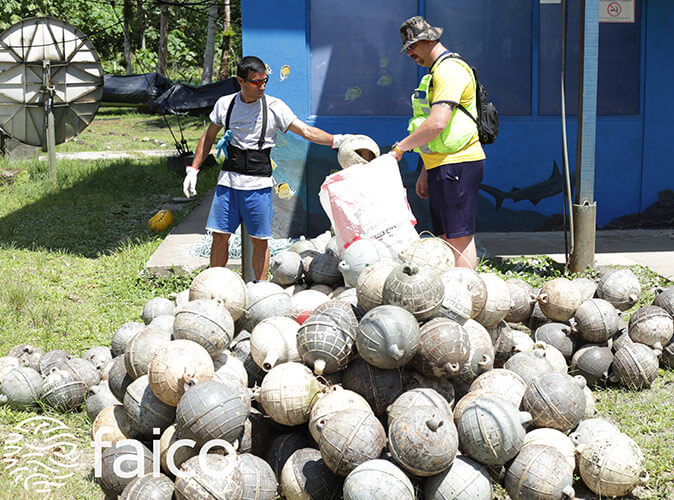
444, 234, 478, 270
210, 232, 231, 267
250, 237, 269, 280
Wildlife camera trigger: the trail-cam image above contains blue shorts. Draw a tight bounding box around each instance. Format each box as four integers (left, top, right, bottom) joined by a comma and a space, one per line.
205, 185, 273, 239
427, 159, 485, 239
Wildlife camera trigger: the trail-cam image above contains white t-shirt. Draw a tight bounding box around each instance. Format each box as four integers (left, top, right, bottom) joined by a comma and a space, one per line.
209, 92, 297, 190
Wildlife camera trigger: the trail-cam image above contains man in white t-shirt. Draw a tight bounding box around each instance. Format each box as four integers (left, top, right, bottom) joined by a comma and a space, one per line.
183, 56, 351, 280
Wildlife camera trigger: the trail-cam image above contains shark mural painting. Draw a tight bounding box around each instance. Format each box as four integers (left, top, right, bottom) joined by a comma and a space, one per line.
479, 161, 573, 211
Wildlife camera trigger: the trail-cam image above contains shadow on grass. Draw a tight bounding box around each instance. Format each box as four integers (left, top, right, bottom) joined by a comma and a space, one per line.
0, 157, 196, 258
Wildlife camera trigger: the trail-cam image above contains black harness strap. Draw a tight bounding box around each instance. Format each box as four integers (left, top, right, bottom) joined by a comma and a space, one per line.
225, 93, 268, 150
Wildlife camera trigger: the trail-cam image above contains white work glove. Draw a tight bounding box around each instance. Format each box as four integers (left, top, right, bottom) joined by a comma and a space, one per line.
331, 134, 355, 149
183, 166, 199, 198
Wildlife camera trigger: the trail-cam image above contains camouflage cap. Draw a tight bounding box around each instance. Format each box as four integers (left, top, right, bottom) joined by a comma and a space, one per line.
400, 16, 443, 54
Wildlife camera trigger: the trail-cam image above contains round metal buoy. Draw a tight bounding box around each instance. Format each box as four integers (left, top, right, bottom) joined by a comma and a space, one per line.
270, 250, 304, 286
280, 448, 341, 500
238, 453, 278, 500
338, 238, 391, 288
572, 276, 598, 302
388, 406, 458, 476
174, 451, 244, 500
98, 440, 153, 497
189, 266, 247, 321
653, 285, 674, 317
399, 237, 455, 275
571, 343, 614, 387
173, 299, 235, 357
141, 297, 175, 325
443, 268, 487, 319
120, 473, 174, 500
39, 349, 71, 375
457, 396, 531, 465
85, 380, 120, 421
107, 355, 134, 402
297, 301, 358, 375
610, 342, 660, 389
310, 386, 372, 443
341, 356, 405, 416
382, 264, 445, 322
357, 305, 420, 369
424, 455, 492, 500
83, 346, 113, 372
123, 375, 176, 438
596, 268, 641, 311
307, 252, 343, 286
505, 278, 536, 324
569, 417, 621, 447
41, 366, 88, 412
250, 316, 301, 371
240, 281, 294, 333
437, 274, 473, 325
578, 434, 649, 498
124, 326, 171, 379
111, 322, 145, 358
537, 278, 582, 322
343, 459, 415, 500
520, 372, 587, 432
413, 317, 469, 377
505, 444, 575, 500
628, 304, 673, 349
503, 344, 555, 386
522, 428, 577, 472
356, 259, 398, 312
0, 366, 43, 409
386, 387, 452, 428
534, 322, 576, 360
6, 344, 43, 371
469, 368, 527, 410
452, 319, 494, 386
573, 297, 621, 343
317, 408, 387, 476
475, 273, 512, 329
176, 379, 250, 447
256, 362, 323, 426
264, 432, 315, 479
91, 404, 135, 443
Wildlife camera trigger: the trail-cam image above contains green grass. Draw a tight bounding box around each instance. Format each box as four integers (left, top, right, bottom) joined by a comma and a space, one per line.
54, 107, 209, 153
1, 109, 673, 498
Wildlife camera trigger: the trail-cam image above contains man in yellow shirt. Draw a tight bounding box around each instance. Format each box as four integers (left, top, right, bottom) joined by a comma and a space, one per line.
389, 16, 486, 269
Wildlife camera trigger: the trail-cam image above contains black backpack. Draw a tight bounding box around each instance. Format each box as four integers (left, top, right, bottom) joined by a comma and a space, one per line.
441, 53, 499, 145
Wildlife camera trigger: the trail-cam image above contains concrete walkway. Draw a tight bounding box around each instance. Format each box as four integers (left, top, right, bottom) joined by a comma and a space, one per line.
144, 193, 674, 282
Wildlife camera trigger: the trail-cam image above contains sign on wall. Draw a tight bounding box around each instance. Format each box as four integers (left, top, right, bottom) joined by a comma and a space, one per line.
600, 0, 635, 23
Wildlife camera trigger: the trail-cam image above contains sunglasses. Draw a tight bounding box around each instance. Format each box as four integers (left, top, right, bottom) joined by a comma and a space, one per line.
246, 77, 268, 88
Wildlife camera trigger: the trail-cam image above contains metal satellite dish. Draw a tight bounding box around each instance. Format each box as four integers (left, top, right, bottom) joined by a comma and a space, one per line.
0, 17, 103, 181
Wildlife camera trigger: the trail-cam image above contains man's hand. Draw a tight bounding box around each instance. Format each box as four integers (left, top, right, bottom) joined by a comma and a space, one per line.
183, 166, 199, 198
331, 134, 355, 149
416, 168, 429, 199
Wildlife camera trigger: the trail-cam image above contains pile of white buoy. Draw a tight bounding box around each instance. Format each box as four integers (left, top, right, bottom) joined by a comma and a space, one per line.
1, 230, 672, 500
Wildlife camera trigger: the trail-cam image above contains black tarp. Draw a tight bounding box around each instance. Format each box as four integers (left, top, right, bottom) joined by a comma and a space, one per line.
149, 77, 240, 116
102, 73, 173, 106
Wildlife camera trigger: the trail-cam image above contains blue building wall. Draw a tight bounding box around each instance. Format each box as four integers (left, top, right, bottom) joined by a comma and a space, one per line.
241, 0, 674, 238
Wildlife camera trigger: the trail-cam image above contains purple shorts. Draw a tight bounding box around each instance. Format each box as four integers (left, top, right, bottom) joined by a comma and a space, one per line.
427, 159, 485, 239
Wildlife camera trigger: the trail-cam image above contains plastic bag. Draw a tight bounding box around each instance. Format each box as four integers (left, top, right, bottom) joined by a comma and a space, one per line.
319, 155, 419, 256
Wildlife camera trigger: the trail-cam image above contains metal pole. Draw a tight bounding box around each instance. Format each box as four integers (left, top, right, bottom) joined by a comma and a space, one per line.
43, 61, 57, 189
240, 223, 256, 282
569, 0, 599, 273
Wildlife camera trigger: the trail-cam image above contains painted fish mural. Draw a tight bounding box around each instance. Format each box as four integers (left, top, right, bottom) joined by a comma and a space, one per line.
479, 161, 573, 210
344, 86, 362, 102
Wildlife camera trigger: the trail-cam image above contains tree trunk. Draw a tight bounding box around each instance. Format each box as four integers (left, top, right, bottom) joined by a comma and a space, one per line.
136, 0, 147, 50
122, 0, 133, 74
157, 1, 169, 75
201, 0, 218, 85
217, 0, 231, 80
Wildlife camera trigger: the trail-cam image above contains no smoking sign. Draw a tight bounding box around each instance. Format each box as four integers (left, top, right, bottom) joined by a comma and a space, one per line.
599, 0, 635, 23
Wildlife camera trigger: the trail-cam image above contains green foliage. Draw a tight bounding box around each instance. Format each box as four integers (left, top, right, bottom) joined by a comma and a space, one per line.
1, 0, 242, 81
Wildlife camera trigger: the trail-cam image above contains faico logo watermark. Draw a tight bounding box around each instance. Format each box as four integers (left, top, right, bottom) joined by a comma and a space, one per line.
92, 427, 238, 480
1, 416, 81, 493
